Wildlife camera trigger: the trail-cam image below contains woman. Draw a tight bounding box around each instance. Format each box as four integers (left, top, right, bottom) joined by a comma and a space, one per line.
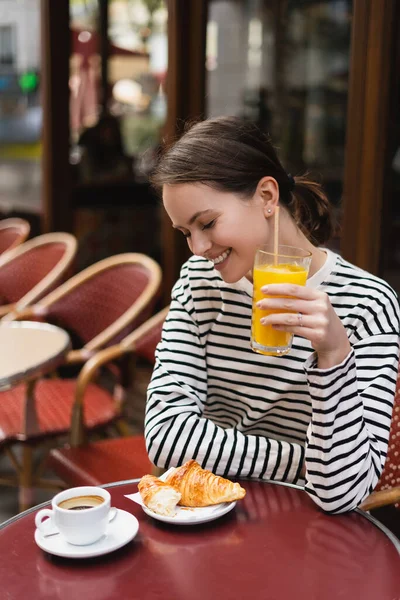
145, 116, 400, 513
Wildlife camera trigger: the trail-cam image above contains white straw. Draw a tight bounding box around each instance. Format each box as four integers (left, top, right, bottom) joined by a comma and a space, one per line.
273, 206, 280, 264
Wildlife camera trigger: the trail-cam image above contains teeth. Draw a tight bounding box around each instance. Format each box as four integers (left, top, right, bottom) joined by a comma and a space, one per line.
211, 249, 231, 265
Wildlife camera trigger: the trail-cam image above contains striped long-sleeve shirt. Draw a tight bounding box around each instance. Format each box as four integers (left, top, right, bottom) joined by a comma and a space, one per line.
145, 249, 400, 513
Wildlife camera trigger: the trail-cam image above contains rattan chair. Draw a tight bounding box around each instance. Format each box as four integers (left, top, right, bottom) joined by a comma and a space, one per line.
0, 218, 30, 255
0, 232, 77, 318
0, 253, 161, 510
47, 306, 169, 487
359, 374, 400, 512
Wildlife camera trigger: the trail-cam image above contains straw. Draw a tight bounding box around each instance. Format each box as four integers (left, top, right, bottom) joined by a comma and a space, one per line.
273, 206, 280, 264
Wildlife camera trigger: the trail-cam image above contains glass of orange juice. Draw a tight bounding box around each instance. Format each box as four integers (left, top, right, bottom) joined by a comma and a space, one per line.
251, 245, 312, 356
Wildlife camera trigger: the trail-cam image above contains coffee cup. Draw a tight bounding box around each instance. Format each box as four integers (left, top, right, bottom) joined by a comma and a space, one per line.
35, 486, 115, 546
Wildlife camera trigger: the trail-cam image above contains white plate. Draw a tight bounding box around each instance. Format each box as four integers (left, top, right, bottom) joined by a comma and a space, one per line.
141, 499, 236, 525
34, 509, 139, 559
126, 468, 237, 525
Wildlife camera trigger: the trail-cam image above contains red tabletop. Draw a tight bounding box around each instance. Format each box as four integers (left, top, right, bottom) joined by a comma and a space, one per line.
1, 479, 399, 600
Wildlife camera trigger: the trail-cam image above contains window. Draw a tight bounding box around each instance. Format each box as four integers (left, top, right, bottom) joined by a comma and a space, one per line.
0, 25, 15, 67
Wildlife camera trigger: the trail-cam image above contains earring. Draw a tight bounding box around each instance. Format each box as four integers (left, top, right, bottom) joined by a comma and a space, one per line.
267, 208, 272, 214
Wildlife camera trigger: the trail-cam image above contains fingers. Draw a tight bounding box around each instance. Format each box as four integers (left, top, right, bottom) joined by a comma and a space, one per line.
260, 283, 318, 299
261, 312, 330, 346
255, 287, 349, 357
263, 312, 329, 331
256, 287, 334, 348
261, 311, 310, 328
257, 297, 310, 313
257, 287, 331, 317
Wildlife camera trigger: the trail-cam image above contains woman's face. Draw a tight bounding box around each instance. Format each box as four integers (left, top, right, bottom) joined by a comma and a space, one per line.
163, 183, 272, 283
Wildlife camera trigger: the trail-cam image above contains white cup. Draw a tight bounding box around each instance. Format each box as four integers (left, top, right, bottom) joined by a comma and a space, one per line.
35, 486, 114, 546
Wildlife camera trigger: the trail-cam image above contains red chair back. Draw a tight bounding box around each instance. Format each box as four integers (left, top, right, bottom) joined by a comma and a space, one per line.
375, 372, 400, 504
0, 244, 66, 304
0, 233, 77, 312
0, 218, 30, 255
39, 254, 161, 350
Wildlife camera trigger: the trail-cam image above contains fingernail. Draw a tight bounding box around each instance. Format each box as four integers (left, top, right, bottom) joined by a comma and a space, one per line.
256, 301, 262, 308
261, 286, 268, 293
260, 318, 268, 325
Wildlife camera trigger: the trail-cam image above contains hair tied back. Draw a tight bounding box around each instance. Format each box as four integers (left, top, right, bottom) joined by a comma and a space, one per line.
287, 173, 295, 191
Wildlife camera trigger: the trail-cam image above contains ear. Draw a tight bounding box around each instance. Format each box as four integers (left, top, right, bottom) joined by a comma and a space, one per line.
255, 177, 280, 217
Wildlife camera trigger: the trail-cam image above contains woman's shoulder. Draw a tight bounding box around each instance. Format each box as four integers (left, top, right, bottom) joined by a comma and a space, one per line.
171, 256, 223, 301
326, 253, 400, 335
331, 253, 398, 302
184, 255, 219, 276
174, 255, 223, 288
172, 256, 251, 308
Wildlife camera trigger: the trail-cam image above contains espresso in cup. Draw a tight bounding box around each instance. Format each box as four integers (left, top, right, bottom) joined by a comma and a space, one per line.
35, 486, 114, 545
58, 495, 105, 511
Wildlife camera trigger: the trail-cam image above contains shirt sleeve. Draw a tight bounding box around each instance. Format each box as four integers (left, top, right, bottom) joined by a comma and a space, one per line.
144, 271, 304, 484
304, 333, 400, 514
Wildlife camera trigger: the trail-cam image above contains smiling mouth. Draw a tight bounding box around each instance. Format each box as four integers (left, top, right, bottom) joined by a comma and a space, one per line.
210, 248, 231, 266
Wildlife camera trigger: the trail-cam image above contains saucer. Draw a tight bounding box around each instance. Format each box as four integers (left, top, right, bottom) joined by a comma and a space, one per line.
34, 509, 139, 559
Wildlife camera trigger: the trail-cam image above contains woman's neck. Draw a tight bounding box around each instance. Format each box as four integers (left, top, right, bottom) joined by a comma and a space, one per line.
280, 216, 326, 278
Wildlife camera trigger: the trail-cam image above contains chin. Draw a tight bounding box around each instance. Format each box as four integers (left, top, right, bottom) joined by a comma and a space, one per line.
220, 268, 248, 284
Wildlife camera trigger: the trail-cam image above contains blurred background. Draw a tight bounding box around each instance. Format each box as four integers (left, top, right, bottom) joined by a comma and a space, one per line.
0, 0, 399, 300
0, 0, 399, 531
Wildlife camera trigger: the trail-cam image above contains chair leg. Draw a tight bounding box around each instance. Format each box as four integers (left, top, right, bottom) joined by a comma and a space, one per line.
19, 446, 34, 512
113, 418, 132, 437
33, 445, 67, 491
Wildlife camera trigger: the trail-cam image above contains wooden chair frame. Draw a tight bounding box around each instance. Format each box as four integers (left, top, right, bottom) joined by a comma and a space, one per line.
359, 487, 400, 512
0, 232, 77, 318
66, 306, 169, 447
4, 253, 162, 366
0, 218, 30, 253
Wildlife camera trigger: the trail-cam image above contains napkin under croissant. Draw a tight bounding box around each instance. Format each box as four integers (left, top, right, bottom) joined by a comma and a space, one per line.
138, 459, 246, 516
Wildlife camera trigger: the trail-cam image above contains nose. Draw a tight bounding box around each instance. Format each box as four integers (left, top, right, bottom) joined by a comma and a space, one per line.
190, 232, 212, 257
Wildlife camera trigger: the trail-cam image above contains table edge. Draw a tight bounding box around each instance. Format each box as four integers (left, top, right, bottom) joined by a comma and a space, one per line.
1, 478, 399, 554
0, 321, 71, 389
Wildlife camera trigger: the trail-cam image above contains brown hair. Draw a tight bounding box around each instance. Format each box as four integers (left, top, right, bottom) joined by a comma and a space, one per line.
151, 116, 334, 245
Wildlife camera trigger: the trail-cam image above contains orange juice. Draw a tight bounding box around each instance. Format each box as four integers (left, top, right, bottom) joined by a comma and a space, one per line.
252, 263, 308, 355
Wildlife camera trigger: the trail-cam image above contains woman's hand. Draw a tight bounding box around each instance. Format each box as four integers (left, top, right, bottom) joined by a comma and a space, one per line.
256, 284, 351, 369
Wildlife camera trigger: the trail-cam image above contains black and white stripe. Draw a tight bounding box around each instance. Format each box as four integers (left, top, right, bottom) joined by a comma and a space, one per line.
145, 251, 400, 513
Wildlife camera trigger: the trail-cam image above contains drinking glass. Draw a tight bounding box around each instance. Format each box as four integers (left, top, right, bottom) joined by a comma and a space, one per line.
251, 245, 312, 356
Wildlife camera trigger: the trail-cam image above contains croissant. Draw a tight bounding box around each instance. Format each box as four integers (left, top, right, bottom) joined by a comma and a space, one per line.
165, 460, 246, 507
138, 474, 181, 516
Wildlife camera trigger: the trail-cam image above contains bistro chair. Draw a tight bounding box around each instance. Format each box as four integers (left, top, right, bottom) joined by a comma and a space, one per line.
0, 253, 161, 511
0, 232, 77, 318
0, 218, 30, 254
47, 306, 169, 487
359, 375, 400, 512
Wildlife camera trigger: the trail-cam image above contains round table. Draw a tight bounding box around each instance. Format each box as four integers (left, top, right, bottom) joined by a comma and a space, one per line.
0, 321, 71, 390
0, 320, 71, 510
0, 479, 399, 599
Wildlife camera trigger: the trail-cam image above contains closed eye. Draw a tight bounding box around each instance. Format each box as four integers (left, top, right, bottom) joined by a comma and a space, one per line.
202, 219, 216, 231
179, 219, 216, 239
